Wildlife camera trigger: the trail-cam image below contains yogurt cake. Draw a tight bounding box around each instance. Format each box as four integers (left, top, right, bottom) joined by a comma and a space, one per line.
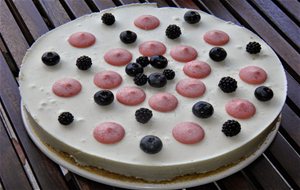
19, 4, 287, 182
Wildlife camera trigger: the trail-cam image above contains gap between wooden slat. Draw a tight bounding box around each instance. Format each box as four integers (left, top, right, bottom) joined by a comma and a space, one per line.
240, 170, 263, 190
0, 99, 40, 190
0, 34, 19, 77
272, 0, 300, 26
164, 0, 178, 7
246, 0, 300, 54
192, 0, 213, 13
84, 0, 100, 12
264, 150, 299, 189
0, 115, 32, 190
262, 154, 293, 189
285, 97, 300, 118
112, 0, 123, 6
267, 132, 300, 189
279, 128, 300, 156
58, 0, 76, 20
4, 0, 35, 46
31, 0, 55, 29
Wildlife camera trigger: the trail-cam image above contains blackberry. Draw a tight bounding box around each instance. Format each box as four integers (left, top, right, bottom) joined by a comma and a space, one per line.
218, 76, 237, 93
58, 112, 74, 125
94, 90, 114, 106
76, 55, 92, 70
255, 86, 273, 101
135, 108, 153, 124
246, 42, 261, 54
136, 56, 150, 67
163, 69, 175, 80
140, 135, 163, 154
120, 30, 137, 44
125, 63, 144, 77
192, 101, 214, 118
134, 73, 148, 86
150, 55, 168, 69
222, 120, 241, 137
42, 51, 60, 66
101, 13, 115, 25
165, 24, 181, 39
209, 47, 227, 62
184, 11, 201, 24
148, 73, 167, 88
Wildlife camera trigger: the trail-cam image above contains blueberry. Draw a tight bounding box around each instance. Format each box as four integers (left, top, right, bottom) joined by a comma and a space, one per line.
148, 73, 167, 88
140, 135, 163, 154
150, 55, 168, 69
94, 90, 114, 106
125, 63, 144, 77
255, 86, 273, 101
42, 51, 60, 66
209, 47, 227, 62
120, 30, 137, 44
192, 101, 214, 118
184, 11, 201, 24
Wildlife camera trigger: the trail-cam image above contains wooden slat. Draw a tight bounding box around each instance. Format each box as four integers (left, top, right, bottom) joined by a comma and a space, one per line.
147, 0, 169, 7
274, 0, 300, 22
188, 183, 219, 190
267, 133, 300, 188
37, 0, 71, 27
223, 0, 300, 76
0, 112, 32, 190
216, 172, 255, 190
244, 155, 291, 190
0, 0, 29, 67
173, 0, 199, 9
8, 0, 48, 40
0, 47, 69, 190
89, 0, 116, 10
250, 0, 300, 49
286, 71, 300, 108
199, 0, 240, 24
281, 104, 300, 148
120, 0, 141, 4
63, 0, 92, 18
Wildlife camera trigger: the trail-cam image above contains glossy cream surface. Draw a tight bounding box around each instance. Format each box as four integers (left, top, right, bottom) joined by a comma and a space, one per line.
19, 4, 286, 181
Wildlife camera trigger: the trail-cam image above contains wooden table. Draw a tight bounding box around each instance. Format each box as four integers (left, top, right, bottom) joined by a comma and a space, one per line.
0, 0, 299, 189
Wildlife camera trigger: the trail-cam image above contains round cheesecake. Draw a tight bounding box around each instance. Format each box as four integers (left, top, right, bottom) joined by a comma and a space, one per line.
19, 4, 287, 182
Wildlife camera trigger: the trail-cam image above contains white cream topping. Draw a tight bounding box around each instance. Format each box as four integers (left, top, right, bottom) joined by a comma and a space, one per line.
19, 4, 286, 180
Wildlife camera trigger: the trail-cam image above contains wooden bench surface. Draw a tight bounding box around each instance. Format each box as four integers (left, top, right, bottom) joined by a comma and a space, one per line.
0, 0, 299, 189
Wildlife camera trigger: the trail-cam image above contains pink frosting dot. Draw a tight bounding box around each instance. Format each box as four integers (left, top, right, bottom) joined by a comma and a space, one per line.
176, 79, 206, 98
68, 32, 96, 48
203, 30, 230, 46
104, 48, 132, 66
52, 78, 82, 97
139, 41, 166, 56
170, 45, 198, 62
94, 71, 122, 89
183, 60, 211, 78
148, 93, 178, 112
116, 86, 146, 106
239, 66, 267, 84
93, 122, 125, 144
134, 15, 160, 30
225, 99, 256, 119
172, 122, 205, 144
